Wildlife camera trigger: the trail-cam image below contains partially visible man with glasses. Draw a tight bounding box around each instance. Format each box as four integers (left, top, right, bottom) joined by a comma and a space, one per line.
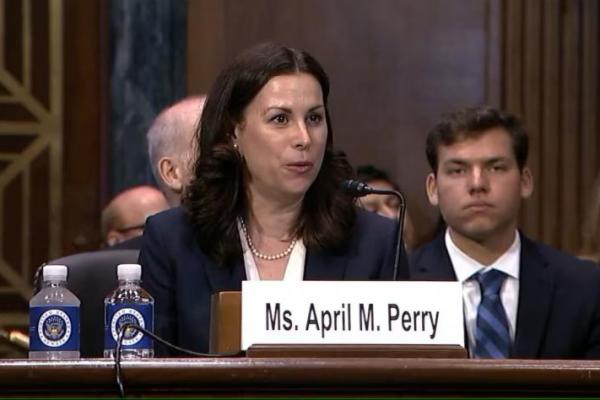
101, 185, 168, 247
356, 165, 418, 251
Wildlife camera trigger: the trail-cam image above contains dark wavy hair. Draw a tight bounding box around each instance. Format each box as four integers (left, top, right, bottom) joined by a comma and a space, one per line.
426, 106, 529, 174
183, 43, 356, 265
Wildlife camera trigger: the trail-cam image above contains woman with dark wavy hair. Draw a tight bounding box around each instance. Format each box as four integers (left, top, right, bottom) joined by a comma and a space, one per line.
140, 43, 403, 355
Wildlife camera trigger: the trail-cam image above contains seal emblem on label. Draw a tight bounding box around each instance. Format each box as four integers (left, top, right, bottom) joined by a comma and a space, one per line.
37, 309, 72, 347
110, 308, 145, 345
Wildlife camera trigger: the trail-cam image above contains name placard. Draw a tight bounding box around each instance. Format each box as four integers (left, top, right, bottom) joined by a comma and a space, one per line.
241, 281, 464, 350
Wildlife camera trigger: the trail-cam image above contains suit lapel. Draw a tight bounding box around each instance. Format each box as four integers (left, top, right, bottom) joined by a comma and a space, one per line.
513, 234, 555, 358
203, 254, 247, 293
304, 248, 348, 280
410, 234, 457, 281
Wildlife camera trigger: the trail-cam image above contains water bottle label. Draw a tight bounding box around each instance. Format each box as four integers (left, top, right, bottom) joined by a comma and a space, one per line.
29, 306, 80, 351
105, 304, 153, 350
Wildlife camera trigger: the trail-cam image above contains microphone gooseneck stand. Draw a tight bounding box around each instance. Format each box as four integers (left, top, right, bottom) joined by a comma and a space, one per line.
341, 180, 406, 281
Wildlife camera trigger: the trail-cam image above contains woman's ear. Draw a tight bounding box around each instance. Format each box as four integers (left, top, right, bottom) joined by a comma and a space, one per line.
233, 123, 241, 140
232, 125, 242, 154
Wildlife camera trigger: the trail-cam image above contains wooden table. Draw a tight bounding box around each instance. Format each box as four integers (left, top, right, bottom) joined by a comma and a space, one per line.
1, 357, 600, 397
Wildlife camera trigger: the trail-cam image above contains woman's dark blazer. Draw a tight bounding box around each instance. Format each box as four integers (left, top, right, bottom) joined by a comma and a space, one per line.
139, 207, 404, 356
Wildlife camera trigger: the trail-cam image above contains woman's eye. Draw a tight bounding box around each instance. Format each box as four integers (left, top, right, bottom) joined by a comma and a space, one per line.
307, 113, 323, 125
271, 114, 288, 124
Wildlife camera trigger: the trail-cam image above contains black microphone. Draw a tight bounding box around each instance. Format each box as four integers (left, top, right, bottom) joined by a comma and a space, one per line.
340, 179, 372, 195
341, 179, 407, 281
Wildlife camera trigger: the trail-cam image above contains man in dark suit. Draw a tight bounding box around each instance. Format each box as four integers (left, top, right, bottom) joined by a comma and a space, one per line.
410, 106, 600, 359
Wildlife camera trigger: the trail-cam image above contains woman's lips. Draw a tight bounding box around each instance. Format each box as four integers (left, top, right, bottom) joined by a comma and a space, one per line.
285, 161, 314, 173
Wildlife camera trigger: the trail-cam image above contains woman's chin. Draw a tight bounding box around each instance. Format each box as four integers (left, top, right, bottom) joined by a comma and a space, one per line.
275, 183, 312, 201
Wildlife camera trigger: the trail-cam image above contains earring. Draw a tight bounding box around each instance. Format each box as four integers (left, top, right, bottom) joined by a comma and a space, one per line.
233, 143, 239, 150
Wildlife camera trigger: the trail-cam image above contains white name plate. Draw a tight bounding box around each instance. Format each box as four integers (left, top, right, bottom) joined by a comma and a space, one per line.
241, 281, 464, 350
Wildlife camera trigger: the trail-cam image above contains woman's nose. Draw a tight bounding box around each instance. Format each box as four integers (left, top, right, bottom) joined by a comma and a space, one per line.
293, 122, 311, 149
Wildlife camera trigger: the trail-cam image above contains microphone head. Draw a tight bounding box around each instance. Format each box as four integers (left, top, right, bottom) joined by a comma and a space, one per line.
340, 180, 372, 197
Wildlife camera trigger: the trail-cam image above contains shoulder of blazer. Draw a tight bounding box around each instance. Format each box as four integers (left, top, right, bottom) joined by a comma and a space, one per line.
408, 233, 456, 281
520, 232, 600, 286
351, 209, 396, 248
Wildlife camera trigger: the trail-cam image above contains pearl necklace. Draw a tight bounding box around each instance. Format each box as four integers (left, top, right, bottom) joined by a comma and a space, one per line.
239, 218, 297, 261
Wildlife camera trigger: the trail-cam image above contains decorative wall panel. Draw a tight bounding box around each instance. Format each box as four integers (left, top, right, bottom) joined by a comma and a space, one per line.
0, 0, 62, 326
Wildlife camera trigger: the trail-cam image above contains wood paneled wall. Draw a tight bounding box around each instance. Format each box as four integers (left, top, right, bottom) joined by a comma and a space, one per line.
503, 0, 599, 253
62, 0, 106, 254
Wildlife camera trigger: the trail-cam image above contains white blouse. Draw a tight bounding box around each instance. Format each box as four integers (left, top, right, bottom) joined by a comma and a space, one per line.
237, 220, 305, 281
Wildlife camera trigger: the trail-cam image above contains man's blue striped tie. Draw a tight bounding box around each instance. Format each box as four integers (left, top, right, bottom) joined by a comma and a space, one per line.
473, 269, 511, 358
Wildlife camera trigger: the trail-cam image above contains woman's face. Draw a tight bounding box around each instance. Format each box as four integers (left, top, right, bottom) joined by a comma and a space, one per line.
234, 72, 328, 203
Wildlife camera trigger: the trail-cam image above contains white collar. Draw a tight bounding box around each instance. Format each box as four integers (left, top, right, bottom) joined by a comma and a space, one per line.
445, 229, 521, 282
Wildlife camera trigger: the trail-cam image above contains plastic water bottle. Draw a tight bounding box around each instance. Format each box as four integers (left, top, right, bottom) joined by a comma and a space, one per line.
29, 265, 80, 360
104, 264, 154, 358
